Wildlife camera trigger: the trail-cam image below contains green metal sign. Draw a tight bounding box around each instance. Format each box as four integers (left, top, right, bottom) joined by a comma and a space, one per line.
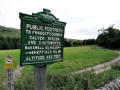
19, 9, 66, 66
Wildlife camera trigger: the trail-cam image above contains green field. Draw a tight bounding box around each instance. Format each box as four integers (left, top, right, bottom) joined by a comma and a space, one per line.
48, 46, 118, 74
0, 45, 118, 85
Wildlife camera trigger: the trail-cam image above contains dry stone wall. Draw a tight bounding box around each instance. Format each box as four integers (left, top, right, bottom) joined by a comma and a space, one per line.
94, 77, 120, 90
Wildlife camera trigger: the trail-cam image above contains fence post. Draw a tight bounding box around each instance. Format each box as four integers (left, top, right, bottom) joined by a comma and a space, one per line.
83, 78, 88, 90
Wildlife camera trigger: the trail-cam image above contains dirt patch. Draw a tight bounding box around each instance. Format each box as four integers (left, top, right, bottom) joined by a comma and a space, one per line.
13, 65, 23, 79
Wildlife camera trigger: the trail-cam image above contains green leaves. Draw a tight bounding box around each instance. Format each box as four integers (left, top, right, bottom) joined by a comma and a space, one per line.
0, 25, 21, 49
97, 25, 120, 49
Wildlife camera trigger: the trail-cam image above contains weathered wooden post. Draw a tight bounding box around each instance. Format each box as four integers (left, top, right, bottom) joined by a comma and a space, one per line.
19, 8, 66, 90
34, 65, 46, 90
5, 56, 14, 90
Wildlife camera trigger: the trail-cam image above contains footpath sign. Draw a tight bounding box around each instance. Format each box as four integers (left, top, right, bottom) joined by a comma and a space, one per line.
19, 9, 66, 90
19, 9, 66, 66
5, 56, 14, 90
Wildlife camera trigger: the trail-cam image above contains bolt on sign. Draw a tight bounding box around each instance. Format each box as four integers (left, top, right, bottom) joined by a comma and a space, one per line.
19, 9, 66, 66
5, 56, 13, 70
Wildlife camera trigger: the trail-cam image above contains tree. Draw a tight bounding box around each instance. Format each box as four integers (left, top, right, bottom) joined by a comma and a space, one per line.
96, 25, 120, 49
64, 38, 71, 47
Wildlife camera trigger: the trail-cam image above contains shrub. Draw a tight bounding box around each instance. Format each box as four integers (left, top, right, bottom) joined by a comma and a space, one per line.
111, 63, 120, 70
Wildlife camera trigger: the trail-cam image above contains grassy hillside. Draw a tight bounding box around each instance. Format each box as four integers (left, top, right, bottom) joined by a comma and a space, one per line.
0, 26, 21, 49
0, 25, 20, 38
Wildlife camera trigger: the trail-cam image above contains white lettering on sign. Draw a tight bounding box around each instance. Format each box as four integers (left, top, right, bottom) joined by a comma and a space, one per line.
48, 37, 60, 41
31, 31, 62, 36
26, 56, 45, 61
23, 23, 64, 63
53, 55, 61, 59
27, 41, 36, 45
25, 46, 44, 50
25, 30, 31, 34
38, 41, 61, 45
45, 26, 63, 33
26, 24, 43, 31
29, 36, 45, 40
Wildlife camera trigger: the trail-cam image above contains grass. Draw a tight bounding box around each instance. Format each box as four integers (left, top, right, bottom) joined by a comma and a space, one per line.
93, 69, 120, 89
23, 45, 118, 74
0, 46, 118, 84
0, 45, 119, 89
48, 46, 118, 74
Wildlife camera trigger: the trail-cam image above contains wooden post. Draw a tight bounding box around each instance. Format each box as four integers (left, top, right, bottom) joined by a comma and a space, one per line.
5, 56, 14, 90
34, 65, 47, 90
6, 69, 14, 90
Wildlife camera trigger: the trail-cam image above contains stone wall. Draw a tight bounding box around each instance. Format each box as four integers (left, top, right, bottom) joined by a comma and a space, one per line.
94, 77, 120, 90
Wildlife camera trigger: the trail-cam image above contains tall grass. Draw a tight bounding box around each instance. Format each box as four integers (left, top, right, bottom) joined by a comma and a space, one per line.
14, 69, 120, 90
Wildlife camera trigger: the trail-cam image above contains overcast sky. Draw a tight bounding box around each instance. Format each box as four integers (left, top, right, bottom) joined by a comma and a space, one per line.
0, 0, 120, 40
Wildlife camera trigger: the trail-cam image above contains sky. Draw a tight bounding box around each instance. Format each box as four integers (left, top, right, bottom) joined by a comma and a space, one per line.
0, 0, 120, 40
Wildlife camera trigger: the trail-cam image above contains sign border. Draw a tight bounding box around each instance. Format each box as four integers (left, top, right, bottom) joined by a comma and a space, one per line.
19, 12, 66, 66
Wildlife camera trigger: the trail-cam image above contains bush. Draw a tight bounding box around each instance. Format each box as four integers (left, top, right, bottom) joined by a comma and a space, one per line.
72, 40, 82, 46
14, 74, 34, 90
111, 63, 120, 70
83, 39, 96, 45
64, 38, 72, 47
64, 38, 96, 47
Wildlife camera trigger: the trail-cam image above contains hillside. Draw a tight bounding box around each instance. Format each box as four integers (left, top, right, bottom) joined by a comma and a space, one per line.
0, 25, 21, 49
0, 25, 20, 38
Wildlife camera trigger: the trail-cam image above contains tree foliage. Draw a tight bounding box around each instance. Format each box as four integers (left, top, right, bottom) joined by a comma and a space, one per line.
64, 38, 96, 47
96, 25, 120, 49
0, 25, 96, 49
0, 25, 21, 49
